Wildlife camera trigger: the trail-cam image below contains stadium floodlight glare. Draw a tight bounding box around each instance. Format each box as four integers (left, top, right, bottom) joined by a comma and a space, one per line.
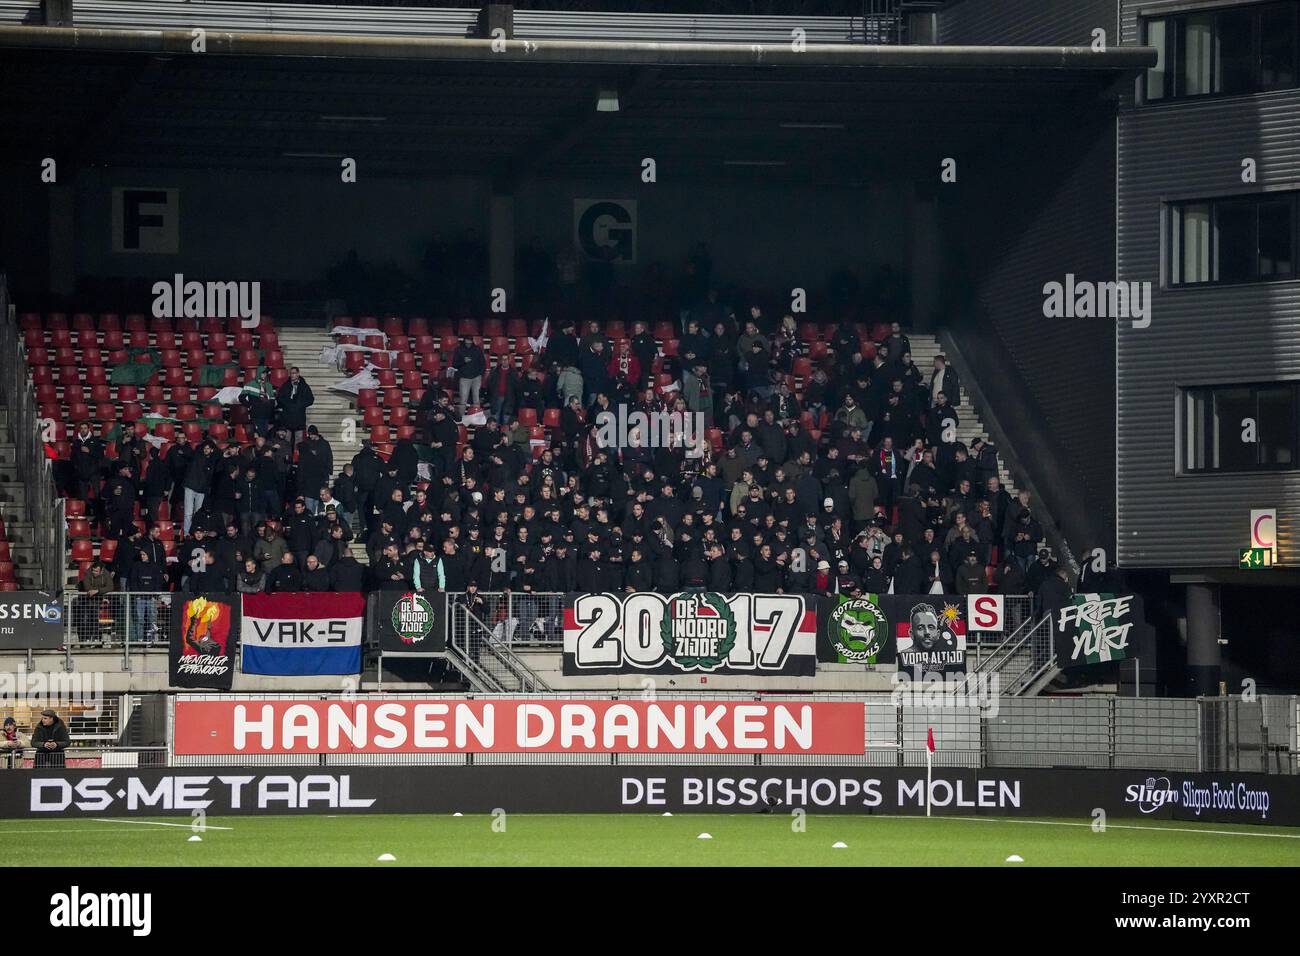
596, 88, 620, 112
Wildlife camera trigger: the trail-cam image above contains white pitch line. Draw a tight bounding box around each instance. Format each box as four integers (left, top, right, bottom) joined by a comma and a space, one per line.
944, 816, 1300, 840
91, 818, 233, 830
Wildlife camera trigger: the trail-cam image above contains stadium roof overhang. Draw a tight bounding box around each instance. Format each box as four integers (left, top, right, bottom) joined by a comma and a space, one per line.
0, 26, 1156, 184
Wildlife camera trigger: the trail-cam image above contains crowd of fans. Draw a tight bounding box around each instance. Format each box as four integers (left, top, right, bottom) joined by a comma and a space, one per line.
67, 296, 1064, 629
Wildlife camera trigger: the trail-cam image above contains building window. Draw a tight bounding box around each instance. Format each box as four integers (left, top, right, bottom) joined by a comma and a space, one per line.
1144, 2, 1299, 102
1168, 193, 1297, 287
1183, 383, 1300, 473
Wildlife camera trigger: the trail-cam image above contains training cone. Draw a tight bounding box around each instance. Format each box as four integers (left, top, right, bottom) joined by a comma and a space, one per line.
452, 812, 463, 817
1005, 854, 1024, 863
377, 853, 397, 862
187, 835, 202, 843
832, 841, 848, 848
697, 833, 712, 840
662, 812, 673, 817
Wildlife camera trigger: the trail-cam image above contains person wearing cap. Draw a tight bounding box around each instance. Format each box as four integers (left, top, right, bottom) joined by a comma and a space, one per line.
31, 710, 70, 768
813, 559, 834, 596
1, 717, 28, 770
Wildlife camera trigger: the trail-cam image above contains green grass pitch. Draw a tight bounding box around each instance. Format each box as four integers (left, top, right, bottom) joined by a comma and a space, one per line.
3, 814, 1300, 866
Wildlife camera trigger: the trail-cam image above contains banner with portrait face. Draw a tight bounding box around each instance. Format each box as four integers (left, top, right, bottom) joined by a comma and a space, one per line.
889, 596, 968, 675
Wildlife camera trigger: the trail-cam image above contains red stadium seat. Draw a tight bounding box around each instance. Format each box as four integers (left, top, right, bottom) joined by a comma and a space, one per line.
99, 313, 121, 331
207, 422, 229, 441
653, 321, 674, 340
182, 422, 202, 443
269, 369, 288, 388
344, 352, 365, 374
69, 541, 93, 564
82, 347, 104, 367
458, 318, 480, 337
163, 367, 186, 387
35, 384, 58, 404
66, 519, 91, 539
23, 329, 45, 351
265, 351, 284, 369
408, 317, 430, 336
67, 403, 91, 423
376, 369, 397, 388
175, 404, 197, 421
95, 402, 116, 424
153, 421, 176, 441
169, 385, 192, 405
99, 539, 117, 564
383, 317, 405, 337
31, 366, 53, 386
439, 335, 459, 355
395, 352, 416, 371
356, 389, 378, 409
49, 329, 71, 348
25, 344, 49, 365
505, 319, 528, 339
363, 407, 386, 427
369, 425, 391, 444
389, 406, 410, 426
64, 499, 86, 518
259, 331, 279, 350
401, 369, 422, 392
809, 341, 829, 362
383, 387, 404, 408
196, 387, 217, 403
518, 408, 538, 427
105, 328, 129, 350
661, 339, 680, 358
543, 407, 561, 428
154, 331, 176, 350
792, 357, 813, 379
489, 336, 510, 355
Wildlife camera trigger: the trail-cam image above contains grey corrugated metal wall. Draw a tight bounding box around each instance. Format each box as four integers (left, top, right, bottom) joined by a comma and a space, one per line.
1117, 0, 1300, 569
945, 118, 1119, 559
936, 0, 1122, 559
938, 0, 1117, 47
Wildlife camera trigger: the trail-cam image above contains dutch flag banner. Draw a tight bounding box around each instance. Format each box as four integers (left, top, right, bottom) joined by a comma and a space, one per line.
241, 592, 365, 676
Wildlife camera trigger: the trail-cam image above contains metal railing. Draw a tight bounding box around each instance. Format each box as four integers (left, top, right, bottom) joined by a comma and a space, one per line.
446, 595, 551, 693
66, 592, 172, 672
0, 279, 65, 592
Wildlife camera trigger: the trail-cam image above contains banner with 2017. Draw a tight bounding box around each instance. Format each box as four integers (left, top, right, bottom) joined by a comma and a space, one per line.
562, 591, 817, 676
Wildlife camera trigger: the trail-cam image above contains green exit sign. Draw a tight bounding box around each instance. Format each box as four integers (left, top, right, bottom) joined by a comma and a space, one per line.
1239, 547, 1274, 569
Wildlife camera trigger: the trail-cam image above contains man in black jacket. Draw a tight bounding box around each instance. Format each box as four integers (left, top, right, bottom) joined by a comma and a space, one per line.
329, 552, 367, 592
182, 441, 217, 535
31, 710, 70, 768
301, 554, 331, 591
266, 551, 304, 592
126, 549, 168, 642
450, 337, 487, 417
276, 367, 315, 450
297, 427, 333, 513
350, 442, 383, 534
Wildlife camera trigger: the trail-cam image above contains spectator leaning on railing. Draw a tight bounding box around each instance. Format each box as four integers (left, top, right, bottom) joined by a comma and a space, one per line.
30, 710, 69, 768
1, 717, 28, 769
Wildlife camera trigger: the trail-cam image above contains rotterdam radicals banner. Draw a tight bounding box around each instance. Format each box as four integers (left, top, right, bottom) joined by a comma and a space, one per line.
1053, 592, 1148, 668
818, 594, 967, 674
168, 594, 239, 690
375, 591, 446, 656
241, 592, 364, 676
563, 592, 816, 676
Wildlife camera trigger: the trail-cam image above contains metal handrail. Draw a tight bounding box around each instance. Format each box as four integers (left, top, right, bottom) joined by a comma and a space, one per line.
458, 604, 551, 693
0, 279, 65, 593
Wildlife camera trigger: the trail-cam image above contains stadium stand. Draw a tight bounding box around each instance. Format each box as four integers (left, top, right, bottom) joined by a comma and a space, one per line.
14, 299, 1046, 605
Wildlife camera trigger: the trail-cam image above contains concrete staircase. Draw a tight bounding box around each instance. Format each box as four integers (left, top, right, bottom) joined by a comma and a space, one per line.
907, 334, 1019, 498
275, 326, 370, 559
